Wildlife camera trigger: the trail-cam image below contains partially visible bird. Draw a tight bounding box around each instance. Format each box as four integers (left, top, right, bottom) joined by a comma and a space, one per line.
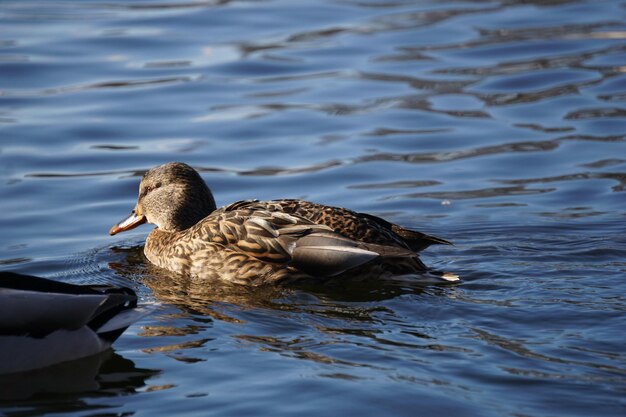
0, 271, 151, 374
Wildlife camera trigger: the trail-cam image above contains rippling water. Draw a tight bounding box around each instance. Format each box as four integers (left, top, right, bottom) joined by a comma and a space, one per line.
1, 0, 625, 416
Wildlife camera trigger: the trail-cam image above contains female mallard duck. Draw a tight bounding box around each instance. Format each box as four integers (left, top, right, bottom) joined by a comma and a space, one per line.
0, 271, 150, 374
109, 162, 455, 285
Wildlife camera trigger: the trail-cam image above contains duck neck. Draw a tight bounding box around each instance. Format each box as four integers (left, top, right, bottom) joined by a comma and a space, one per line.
161, 185, 216, 232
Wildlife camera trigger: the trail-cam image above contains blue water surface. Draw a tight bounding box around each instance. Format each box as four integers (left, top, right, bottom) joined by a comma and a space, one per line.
1, 0, 625, 416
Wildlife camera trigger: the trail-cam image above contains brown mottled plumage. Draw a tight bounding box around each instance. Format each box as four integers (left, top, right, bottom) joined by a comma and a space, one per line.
109, 162, 455, 285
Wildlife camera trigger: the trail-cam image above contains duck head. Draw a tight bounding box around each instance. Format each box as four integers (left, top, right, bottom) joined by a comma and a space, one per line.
109, 162, 217, 235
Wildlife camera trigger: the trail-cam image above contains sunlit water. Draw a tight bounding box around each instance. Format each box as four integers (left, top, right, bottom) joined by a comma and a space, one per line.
1, 0, 625, 416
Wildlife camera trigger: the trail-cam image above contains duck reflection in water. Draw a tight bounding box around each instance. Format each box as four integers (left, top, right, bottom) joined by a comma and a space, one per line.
109, 245, 456, 314
109, 162, 457, 286
109, 245, 460, 373
0, 351, 159, 402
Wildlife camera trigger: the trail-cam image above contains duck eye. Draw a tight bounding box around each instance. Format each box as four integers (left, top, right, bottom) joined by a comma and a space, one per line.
145, 182, 162, 194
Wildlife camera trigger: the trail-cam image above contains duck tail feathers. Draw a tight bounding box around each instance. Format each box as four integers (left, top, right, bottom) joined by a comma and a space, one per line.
391, 225, 452, 252
96, 306, 155, 342
424, 270, 461, 282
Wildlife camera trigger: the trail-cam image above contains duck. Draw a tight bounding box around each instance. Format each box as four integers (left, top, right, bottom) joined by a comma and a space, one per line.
0, 271, 151, 374
109, 162, 456, 285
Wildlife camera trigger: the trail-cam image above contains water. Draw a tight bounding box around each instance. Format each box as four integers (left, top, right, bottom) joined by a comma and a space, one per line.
1, 0, 625, 415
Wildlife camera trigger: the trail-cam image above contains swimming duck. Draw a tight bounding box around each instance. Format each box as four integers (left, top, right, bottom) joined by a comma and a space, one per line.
109, 162, 455, 285
0, 271, 150, 374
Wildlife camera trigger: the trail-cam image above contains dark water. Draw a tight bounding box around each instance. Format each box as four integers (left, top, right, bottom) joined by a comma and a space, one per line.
1, 0, 625, 415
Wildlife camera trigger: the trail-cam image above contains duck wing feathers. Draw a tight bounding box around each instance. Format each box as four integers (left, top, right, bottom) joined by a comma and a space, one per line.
0, 271, 138, 338
191, 208, 417, 279
222, 199, 451, 251
0, 271, 151, 374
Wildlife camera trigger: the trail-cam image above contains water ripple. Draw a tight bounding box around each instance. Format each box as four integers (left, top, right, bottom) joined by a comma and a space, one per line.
1, 75, 201, 97
2, 0, 625, 415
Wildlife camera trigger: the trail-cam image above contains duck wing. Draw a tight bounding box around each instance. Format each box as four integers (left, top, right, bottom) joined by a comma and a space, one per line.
0, 271, 151, 374
201, 209, 416, 278
222, 199, 451, 251
0, 272, 140, 338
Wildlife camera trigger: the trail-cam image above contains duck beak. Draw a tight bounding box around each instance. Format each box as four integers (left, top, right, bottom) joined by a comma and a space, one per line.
109, 210, 147, 236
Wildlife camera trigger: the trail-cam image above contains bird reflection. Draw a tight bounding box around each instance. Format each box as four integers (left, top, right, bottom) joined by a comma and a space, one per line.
0, 350, 158, 403
108, 245, 456, 315
106, 245, 461, 372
